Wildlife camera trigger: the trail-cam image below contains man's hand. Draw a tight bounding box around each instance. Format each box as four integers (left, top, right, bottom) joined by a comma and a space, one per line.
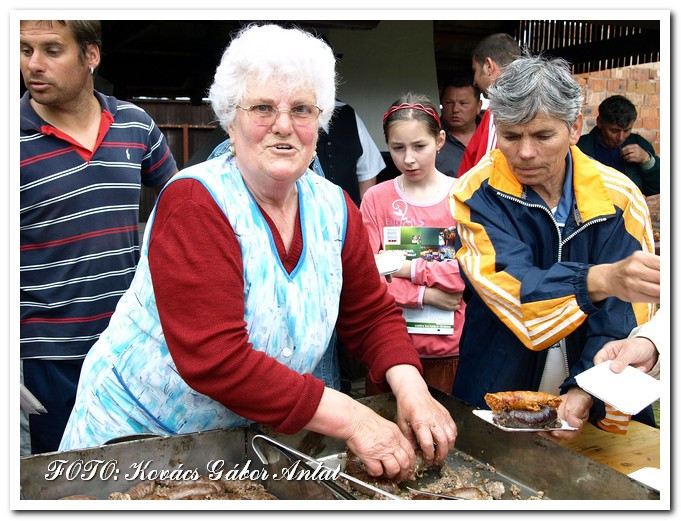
587, 251, 660, 304
620, 144, 652, 165
540, 387, 593, 442
594, 336, 658, 374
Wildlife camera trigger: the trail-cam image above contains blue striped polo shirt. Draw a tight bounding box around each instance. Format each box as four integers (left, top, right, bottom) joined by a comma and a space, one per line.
20, 90, 177, 359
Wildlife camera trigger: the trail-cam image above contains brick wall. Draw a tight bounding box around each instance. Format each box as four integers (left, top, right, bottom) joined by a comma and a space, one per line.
575, 63, 660, 154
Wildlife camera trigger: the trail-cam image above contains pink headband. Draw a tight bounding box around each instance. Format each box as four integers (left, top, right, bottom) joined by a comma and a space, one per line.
382, 102, 441, 129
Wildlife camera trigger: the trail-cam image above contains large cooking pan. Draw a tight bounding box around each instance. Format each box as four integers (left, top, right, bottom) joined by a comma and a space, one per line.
19, 391, 659, 501
19, 425, 341, 501
247, 391, 660, 501
21, 427, 249, 500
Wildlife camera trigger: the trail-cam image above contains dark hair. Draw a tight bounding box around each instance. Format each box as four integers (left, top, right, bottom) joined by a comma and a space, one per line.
26, 20, 102, 65
598, 95, 638, 127
440, 70, 481, 101
472, 33, 521, 68
382, 92, 441, 142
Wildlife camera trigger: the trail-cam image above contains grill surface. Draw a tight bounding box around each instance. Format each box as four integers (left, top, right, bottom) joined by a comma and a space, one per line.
20, 390, 659, 501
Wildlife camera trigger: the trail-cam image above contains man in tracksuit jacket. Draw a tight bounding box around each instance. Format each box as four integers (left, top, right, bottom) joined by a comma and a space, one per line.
450, 56, 658, 439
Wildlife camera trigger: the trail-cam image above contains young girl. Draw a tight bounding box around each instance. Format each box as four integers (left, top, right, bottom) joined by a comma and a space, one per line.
360, 93, 466, 395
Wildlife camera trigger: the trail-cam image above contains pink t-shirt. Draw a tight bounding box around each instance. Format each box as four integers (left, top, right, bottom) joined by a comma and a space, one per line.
360, 177, 466, 358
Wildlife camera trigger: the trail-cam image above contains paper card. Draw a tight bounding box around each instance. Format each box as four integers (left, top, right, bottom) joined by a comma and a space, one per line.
575, 360, 660, 415
472, 409, 577, 432
382, 226, 457, 262
401, 305, 454, 335
628, 467, 661, 491
374, 251, 405, 276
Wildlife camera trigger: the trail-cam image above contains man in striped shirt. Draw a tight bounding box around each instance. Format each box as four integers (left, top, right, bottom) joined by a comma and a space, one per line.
20, 20, 177, 454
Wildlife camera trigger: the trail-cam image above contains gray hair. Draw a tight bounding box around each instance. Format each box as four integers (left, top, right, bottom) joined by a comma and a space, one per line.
208, 23, 337, 131
487, 55, 584, 129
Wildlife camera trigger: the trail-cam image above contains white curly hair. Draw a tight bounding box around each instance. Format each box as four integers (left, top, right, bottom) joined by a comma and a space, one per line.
208, 23, 337, 132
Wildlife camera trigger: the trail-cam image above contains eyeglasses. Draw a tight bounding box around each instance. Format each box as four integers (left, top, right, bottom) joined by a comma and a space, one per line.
236, 104, 323, 126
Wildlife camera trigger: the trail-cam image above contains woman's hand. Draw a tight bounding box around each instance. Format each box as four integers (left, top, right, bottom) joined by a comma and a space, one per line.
303, 387, 416, 481
423, 287, 463, 311
344, 404, 417, 481
305, 367, 457, 481
385, 365, 457, 464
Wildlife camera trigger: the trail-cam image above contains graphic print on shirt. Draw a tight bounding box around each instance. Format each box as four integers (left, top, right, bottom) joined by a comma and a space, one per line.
387, 198, 426, 228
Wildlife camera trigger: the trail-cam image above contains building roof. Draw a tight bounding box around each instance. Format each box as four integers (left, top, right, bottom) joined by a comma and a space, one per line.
97, 19, 661, 104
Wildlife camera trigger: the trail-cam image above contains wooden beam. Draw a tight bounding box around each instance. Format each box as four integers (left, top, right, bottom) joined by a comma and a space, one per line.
543, 30, 660, 67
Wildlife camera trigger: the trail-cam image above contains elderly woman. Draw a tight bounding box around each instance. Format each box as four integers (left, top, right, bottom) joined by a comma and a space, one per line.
59, 24, 456, 481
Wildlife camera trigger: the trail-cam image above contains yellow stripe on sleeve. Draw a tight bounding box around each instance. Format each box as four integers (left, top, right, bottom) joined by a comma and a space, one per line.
456, 216, 588, 351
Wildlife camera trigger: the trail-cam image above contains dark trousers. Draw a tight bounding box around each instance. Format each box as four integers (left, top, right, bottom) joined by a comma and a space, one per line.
22, 358, 84, 454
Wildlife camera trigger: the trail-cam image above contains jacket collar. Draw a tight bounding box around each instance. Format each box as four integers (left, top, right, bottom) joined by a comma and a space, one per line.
487, 146, 616, 223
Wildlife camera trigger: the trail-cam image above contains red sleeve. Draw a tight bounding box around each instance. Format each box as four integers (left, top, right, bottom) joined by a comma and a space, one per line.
336, 192, 422, 390
457, 109, 491, 177
148, 178, 324, 434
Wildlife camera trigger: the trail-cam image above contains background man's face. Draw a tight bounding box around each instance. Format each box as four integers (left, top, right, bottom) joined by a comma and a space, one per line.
597, 118, 634, 149
441, 85, 481, 133
472, 58, 493, 97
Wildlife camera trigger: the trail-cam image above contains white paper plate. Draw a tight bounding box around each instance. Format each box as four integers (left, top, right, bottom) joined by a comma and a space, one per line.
374, 252, 405, 276
575, 360, 660, 415
472, 409, 578, 432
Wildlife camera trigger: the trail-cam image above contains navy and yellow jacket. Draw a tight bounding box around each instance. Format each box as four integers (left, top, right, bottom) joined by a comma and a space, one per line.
450, 146, 656, 425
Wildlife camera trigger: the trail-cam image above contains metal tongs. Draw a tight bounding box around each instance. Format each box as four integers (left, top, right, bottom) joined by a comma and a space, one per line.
251, 432, 401, 500
405, 486, 467, 500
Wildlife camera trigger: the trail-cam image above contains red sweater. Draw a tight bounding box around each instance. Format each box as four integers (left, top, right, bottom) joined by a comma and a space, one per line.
457, 109, 495, 177
147, 178, 420, 434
